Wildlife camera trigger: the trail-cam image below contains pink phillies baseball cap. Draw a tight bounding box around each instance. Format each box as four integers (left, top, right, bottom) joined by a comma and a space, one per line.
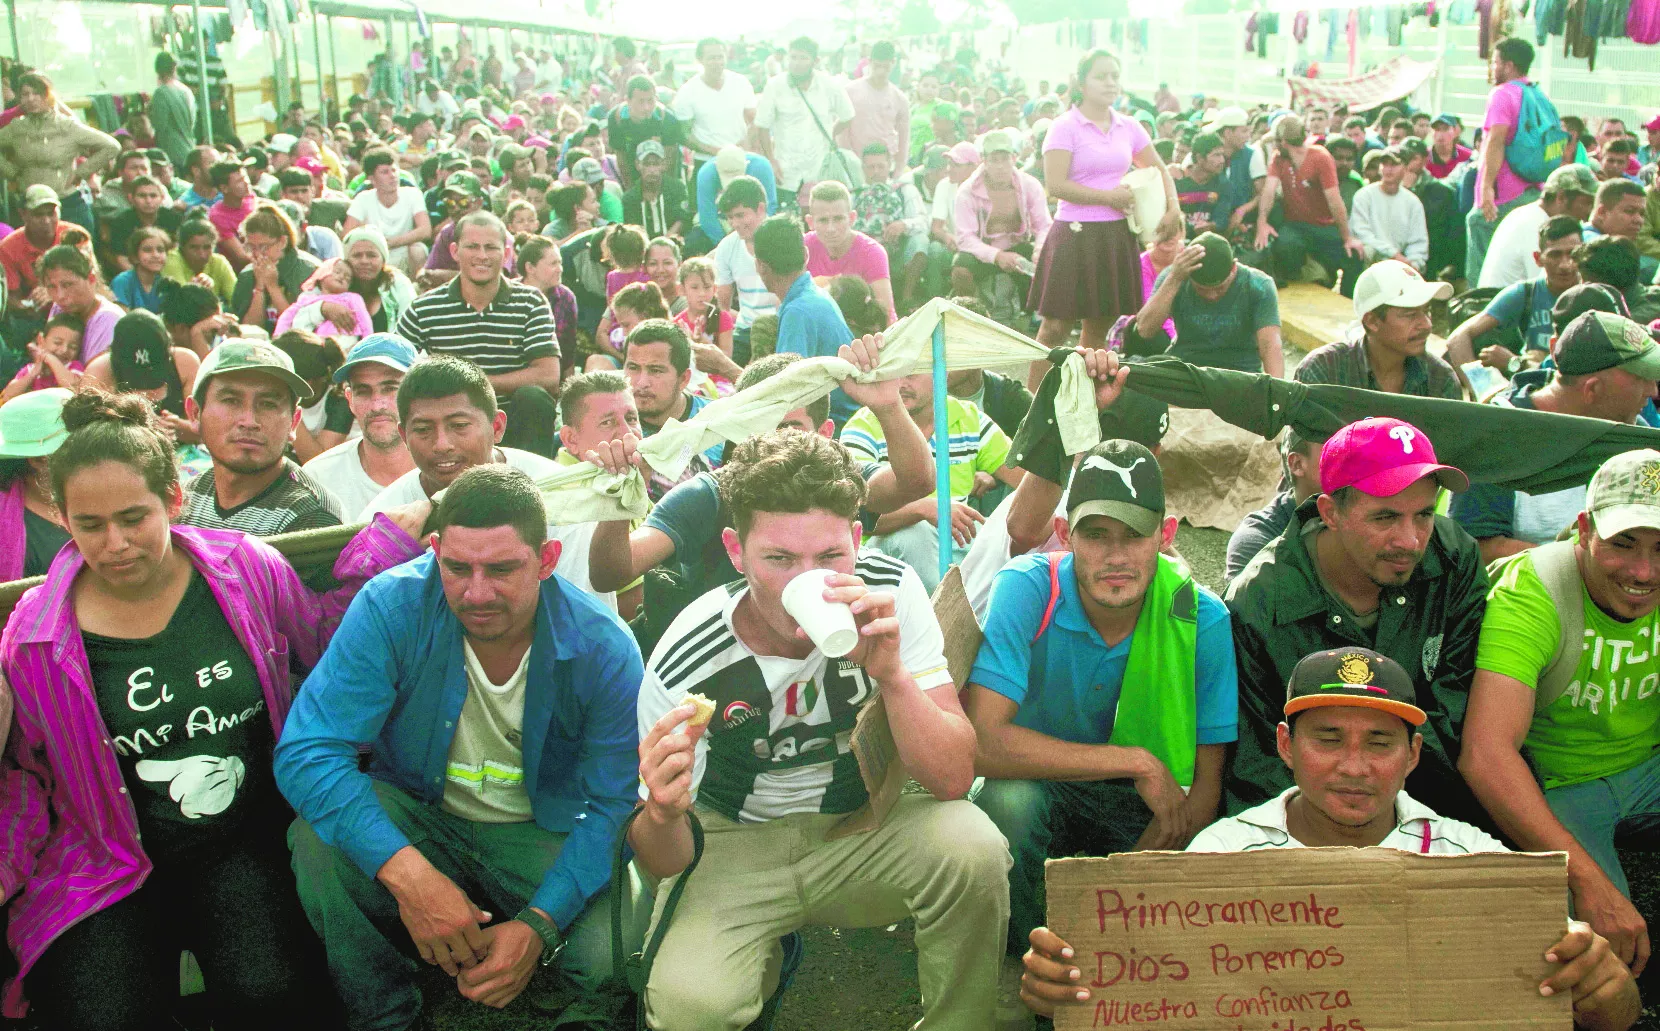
1646, 113, 1660, 133
501, 115, 527, 132
1318, 417, 1469, 498
294, 156, 327, 176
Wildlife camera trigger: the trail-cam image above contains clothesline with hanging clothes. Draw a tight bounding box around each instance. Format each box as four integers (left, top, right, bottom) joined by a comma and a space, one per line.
527, 298, 1106, 526
1285, 56, 1442, 111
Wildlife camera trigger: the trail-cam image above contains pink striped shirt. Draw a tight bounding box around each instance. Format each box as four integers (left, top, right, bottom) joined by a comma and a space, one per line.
0, 518, 421, 1016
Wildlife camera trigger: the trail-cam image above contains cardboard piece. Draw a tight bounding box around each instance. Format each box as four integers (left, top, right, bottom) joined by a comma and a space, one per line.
826, 696, 905, 840
1159, 407, 1284, 532
1046, 848, 1572, 1031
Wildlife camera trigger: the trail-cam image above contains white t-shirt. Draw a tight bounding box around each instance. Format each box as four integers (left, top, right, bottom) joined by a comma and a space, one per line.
1187, 786, 1505, 855
302, 438, 391, 522
362, 446, 617, 611
636, 551, 950, 822
347, 186, 426, 265
442, 641, 534, 823
712, 229, 778, 330
754, 71, 856, 191
1477, 200, 1550, 290
672, 73, 757, 152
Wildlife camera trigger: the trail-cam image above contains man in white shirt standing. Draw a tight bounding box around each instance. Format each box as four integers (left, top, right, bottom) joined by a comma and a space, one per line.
303, 334, 418, 521
755, 36, 855, 208
343, 147, 432, 275
672, 39, 757, 171
1350, 147, 1430, 271
1018, 646, 1643, 1031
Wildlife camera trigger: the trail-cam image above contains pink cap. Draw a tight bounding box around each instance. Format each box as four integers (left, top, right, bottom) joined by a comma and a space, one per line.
1646, 113, 1660, 133
502, 115, 526, 131
946, 141, 980, 165
540, 92, 558, 104
1318, 417, 1469, 498
294, 156, 326, 175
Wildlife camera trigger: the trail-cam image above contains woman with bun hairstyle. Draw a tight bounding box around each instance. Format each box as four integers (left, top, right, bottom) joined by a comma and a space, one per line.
1028, 49, 1182, 386
0, 391, 430, 1029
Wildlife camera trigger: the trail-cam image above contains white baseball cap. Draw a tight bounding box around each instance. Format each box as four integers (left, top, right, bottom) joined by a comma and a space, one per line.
268, 133, 299, 155
1203, 106, 1249, 130
1353, 261, 1453, 318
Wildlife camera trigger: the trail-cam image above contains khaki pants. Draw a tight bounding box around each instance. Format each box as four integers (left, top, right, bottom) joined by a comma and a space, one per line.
643, 794, 1012, 1031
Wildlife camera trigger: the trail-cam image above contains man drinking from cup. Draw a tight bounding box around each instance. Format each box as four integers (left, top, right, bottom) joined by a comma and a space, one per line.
630, 429, 1011, 1030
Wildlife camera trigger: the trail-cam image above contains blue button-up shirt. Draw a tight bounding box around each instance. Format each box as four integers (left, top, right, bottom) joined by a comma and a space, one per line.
274, 553, 643, 929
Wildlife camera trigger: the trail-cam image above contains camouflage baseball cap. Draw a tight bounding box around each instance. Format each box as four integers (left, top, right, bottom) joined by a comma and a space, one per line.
1543, 162, 1599, 198
442, 170, 486, 199
1554, 311, 1660, 380
193, 338, 313, 406
1586, 449, 1660, 539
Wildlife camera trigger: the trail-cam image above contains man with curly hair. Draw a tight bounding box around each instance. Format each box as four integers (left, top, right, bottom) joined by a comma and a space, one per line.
629, 429, 1011, 1030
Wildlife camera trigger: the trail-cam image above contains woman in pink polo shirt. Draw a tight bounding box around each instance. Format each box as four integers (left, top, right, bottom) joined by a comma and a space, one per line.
1029, 50, 1181, 373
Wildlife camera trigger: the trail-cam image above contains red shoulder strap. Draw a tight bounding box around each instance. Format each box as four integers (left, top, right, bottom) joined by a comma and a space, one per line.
1030, 552, 1063, 644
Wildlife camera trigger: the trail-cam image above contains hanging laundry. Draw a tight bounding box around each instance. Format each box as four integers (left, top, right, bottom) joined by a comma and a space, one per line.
1564, 0, 1599, 66
1347, 8, 1359, 74
1245, 12, 1259, 53
1598, 0, 1631, 36
1536, 0, 1565, 44
1477, 0, 1494, 55
1294, 10, 1310, 42
1387, 5, 1407, 45
1322, 8, 1341, 57
1629, 0, 1660, 41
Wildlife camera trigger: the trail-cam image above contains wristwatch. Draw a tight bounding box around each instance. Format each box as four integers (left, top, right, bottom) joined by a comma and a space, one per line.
1507, 354, 1528, 378
515, 906, 565, 967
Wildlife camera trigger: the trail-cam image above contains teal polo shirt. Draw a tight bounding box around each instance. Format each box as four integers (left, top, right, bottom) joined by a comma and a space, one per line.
969, 551, 1239, 746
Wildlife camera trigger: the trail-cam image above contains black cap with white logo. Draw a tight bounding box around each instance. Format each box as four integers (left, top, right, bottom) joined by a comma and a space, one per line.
1066, 439, 1165, 536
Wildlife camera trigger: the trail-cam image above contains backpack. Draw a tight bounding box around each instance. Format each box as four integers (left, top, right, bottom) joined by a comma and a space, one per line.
1487, 540, 1584, 713
1505, 83, 1569, 185
1447, 281, 1535, 356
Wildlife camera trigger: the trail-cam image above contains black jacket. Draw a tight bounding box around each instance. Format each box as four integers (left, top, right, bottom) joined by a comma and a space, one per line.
1223, 498, 1493, 829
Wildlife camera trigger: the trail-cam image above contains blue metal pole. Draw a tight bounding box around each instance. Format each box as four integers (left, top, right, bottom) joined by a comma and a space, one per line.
932, 321, 951, 585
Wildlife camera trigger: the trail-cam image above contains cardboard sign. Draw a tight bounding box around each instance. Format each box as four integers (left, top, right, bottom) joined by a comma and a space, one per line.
1045, 848, 1572, 1031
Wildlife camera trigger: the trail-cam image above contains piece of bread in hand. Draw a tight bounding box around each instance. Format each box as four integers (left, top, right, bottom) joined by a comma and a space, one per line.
682, 692, 716, 727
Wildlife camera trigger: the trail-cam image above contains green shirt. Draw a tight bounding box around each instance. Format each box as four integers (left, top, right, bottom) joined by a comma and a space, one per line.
1476, 549, 1660, 789
839, 395, 1009, 501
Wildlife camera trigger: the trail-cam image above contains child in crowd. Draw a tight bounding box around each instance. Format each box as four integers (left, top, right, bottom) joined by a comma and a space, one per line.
587, 279, 667, 371
504, 198, 541, 237
673, 257, 734, 354
274, 257, 374, 339
110, 227, 173, 313
602, 223, 650, 299
271, 329, 352, 465
1140, 222, 1182, 344
1, 314, 84, 402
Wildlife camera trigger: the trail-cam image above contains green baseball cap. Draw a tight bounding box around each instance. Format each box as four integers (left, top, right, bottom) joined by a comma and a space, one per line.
1189, 231, 1236, 288
442, 170, 486, 199
1554, 311, 1660, 380
1586, 449, 1660, 539
193, 338, 313, 406
0, 387, 72, 458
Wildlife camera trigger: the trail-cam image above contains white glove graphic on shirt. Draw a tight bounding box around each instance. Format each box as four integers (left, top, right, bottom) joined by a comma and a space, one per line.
134, 756, 247, 818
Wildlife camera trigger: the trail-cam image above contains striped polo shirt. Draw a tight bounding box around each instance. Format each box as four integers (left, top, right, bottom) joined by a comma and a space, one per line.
396, 276, 559, 376
839, 394, 1010, 501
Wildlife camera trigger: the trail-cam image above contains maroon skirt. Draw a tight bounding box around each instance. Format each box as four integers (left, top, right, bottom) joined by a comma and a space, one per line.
1027, 217, 1144, 322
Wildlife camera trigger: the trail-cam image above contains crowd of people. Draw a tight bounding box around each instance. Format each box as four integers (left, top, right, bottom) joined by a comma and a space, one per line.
0, 22, 1658, 1031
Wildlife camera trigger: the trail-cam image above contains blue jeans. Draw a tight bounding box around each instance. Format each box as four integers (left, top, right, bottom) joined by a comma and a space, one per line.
1544, 749, 1660, 898
289, 781, 649, 1031
1269, 220, 1361, 297
869, 519, 968, 595
972, 778, 1151, 955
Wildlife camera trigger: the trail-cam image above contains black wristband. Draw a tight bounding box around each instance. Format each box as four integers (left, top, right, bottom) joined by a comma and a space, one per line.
515, 907, 564, 966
